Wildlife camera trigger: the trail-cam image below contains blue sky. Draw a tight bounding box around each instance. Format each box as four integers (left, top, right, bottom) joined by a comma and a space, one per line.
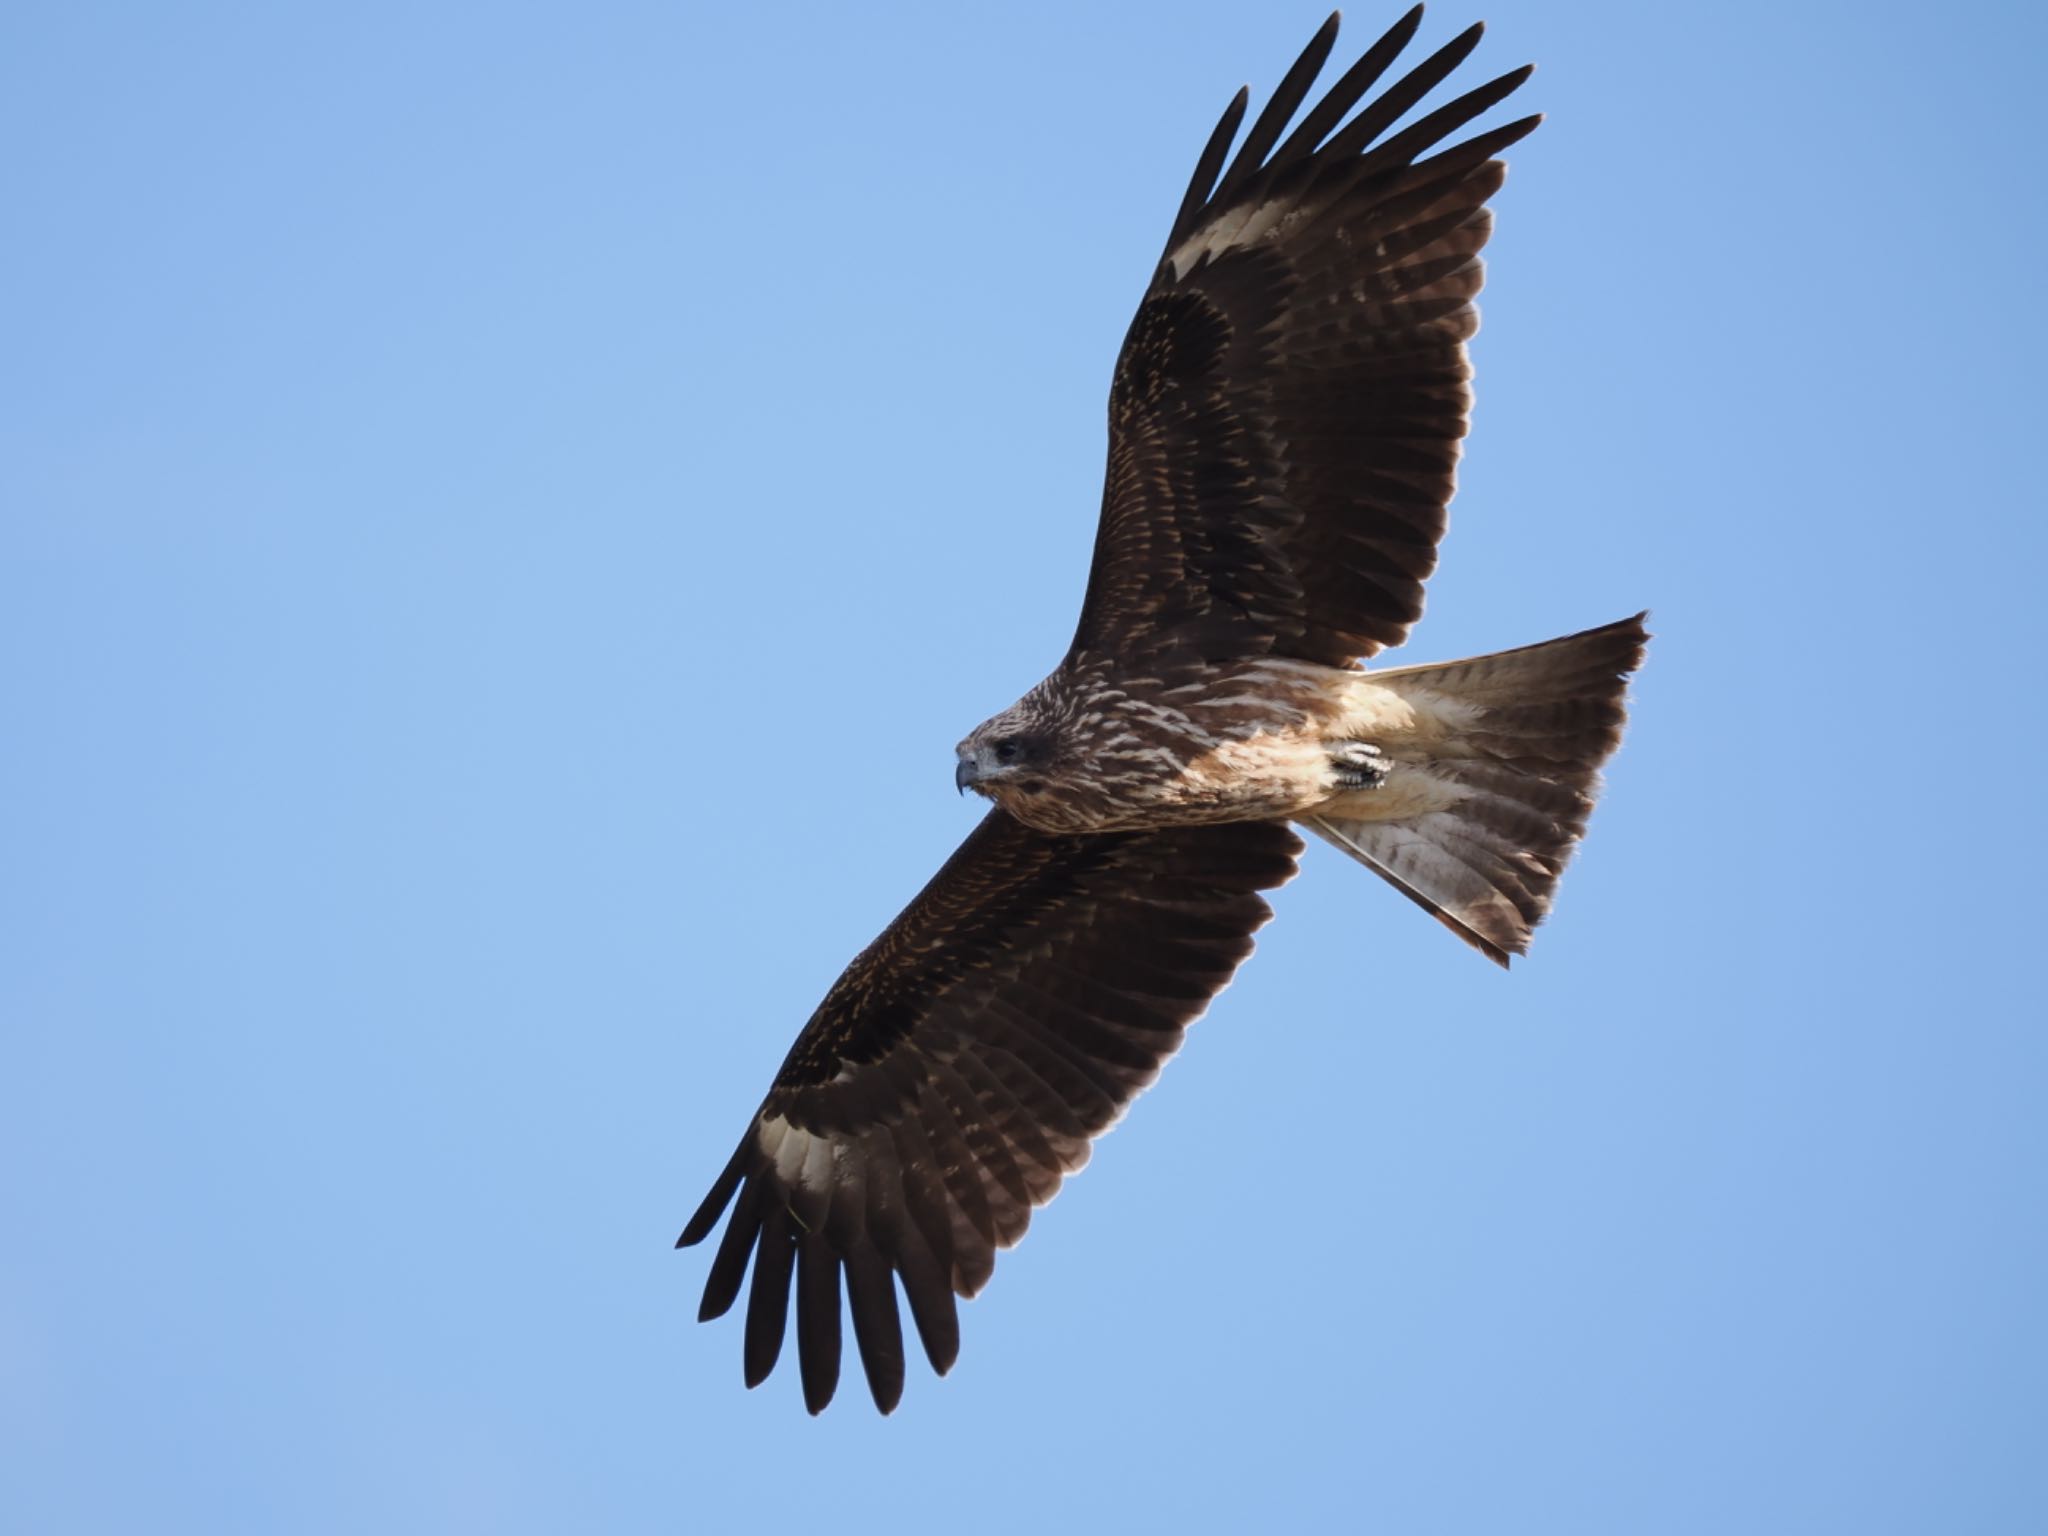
5, 1, 2045, 1530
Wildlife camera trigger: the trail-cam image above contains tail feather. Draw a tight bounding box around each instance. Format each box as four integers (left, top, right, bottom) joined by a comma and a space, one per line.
1303, 613, 1647, 965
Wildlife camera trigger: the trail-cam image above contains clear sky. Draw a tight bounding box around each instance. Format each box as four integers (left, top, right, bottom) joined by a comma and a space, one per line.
5, 1, 2044, 1531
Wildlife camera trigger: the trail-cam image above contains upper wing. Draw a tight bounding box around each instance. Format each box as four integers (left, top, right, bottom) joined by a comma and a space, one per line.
678, 809, 1301, 1413
1070, 9, 1539, 671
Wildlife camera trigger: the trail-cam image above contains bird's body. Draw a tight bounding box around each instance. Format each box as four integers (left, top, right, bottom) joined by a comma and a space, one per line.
680, 7, 1646, 1415
959, 654, 1350, 834
960, 654, 1502, 830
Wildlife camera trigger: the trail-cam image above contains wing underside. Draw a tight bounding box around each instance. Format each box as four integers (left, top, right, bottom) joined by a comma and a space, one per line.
1071, 7, 1538, 671
679, 811, 1301, 1412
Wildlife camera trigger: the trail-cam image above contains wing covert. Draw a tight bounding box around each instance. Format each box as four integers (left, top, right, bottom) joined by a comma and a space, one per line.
678, 810, 1301, 1413
1069, 8, 1540, 671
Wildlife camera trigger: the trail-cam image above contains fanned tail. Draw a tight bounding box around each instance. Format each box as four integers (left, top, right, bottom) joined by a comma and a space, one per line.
1303, 614, 1648, 965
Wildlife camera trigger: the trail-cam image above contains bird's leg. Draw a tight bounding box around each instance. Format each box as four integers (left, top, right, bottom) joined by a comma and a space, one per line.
1328, 741, 1391, 790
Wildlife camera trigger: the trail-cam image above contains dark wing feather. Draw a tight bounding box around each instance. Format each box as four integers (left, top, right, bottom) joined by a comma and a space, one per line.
1070, 11, 1539, 671
679, 810, 1300, 1413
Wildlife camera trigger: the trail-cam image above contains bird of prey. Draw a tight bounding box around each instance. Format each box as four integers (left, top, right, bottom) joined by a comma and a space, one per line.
680, 7, 1645, 1414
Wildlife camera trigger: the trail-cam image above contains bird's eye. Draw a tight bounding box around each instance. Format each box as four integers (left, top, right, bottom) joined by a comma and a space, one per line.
994, 739, 1020, 763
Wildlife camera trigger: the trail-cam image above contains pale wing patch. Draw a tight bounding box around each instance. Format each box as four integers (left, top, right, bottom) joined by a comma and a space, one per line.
759, 1113, 812, 1188
1166, 194, 1320, 280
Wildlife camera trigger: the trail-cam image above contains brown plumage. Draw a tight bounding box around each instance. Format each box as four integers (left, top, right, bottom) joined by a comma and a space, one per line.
681, 815, 1300, 1415
681, 7, 1646, 1413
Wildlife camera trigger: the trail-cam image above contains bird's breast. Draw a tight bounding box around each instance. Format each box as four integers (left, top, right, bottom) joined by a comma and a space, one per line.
1007, 661, 1349, 833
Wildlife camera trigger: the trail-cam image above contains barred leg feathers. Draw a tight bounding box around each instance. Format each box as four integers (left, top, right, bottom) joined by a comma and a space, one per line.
1303, 613, 1648, 965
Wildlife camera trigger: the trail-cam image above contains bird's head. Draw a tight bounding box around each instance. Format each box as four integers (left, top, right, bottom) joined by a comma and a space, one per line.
954, 704, 1056, 809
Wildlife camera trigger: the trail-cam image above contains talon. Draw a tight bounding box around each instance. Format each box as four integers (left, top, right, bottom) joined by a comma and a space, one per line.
1330, 742, 1390, 790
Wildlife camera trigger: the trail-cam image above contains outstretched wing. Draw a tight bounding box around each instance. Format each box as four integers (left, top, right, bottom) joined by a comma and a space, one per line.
678, 811, 1300, 1413
1071, 8, 1539, 671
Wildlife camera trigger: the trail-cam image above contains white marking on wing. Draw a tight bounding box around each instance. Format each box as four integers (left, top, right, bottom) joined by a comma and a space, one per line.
758, 1113, 807, 1185
1166, 194, 1294, 278
798, 1125, 836, 1193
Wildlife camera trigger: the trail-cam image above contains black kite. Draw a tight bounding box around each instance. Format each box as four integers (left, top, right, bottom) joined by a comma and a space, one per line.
680, 7, 1646, 1414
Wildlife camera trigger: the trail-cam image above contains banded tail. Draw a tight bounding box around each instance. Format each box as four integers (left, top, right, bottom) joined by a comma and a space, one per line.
1304, 614, 1649, 965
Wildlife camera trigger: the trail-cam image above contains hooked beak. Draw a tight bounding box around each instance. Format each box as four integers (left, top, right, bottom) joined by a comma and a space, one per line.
955, 755, 980, 795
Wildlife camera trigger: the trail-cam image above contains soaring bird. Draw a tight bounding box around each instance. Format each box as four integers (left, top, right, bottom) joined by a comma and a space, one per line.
680, 7, 1645, 1414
